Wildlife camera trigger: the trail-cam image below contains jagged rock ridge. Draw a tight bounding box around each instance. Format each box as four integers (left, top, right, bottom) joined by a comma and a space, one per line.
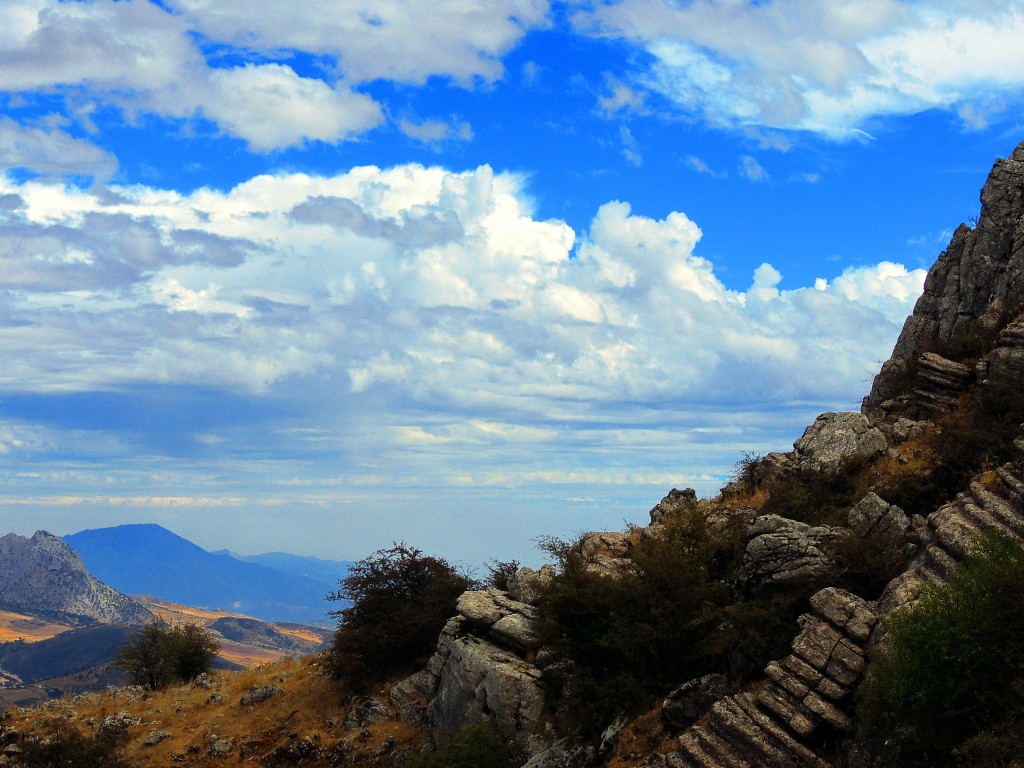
0, 531, 151, 625
866, 141, 1024, 416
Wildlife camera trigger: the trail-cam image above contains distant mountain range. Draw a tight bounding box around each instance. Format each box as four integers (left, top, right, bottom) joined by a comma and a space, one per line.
63, 524, 351, 626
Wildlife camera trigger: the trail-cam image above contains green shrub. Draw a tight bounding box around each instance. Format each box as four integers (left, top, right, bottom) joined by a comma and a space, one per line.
115, 621, 218, 690
327, 543, 473, 691
536, 513, 757, 734
404, 722, 522, 768
860, 533, 1024, 764
760, 457, 868, 527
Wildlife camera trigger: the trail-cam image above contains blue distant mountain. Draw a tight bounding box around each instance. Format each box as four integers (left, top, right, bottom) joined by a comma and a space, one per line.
63, 524, 350, 627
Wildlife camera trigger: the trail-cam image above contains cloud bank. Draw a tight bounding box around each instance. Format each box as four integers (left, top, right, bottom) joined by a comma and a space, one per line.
0, 165, 923, 477
573, 1, 1024, 136
0, 0, 549, 152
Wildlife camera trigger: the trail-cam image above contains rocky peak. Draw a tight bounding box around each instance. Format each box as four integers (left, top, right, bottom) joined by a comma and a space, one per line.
0, 531, 151, 626
28, 530, 87, 571
865, 142, 1024, 415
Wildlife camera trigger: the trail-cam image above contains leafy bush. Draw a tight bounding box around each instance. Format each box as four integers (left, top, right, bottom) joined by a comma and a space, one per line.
404, 722, 522, 768
14, 721, 135, 767
536, 512, 755, 733
485, 559, 521, 591
860, 533, 1024, 764
115, 621, 218, 690
327, 543, 473, 691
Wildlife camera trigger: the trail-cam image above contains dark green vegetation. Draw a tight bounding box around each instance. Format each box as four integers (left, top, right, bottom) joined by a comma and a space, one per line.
9, 720, 135, 768
404, 722, 522, 768
860, 534, 1024, 766
327, 544, 473, 692
115, 621, 219, 690
534, 512, 806, 734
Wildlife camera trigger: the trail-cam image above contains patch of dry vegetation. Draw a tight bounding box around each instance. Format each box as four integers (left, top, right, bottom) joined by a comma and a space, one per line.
1, 656, 428, 767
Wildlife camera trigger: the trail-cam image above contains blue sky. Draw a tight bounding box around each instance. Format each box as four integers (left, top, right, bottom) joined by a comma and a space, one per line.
1, 0, 1023, 568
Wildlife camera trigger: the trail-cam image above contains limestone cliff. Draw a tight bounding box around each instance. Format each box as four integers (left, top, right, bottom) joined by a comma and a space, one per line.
865, 141, 1024, 416
0, 530, 152, 625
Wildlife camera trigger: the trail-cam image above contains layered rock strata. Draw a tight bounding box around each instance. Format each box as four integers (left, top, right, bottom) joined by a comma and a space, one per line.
879, 448, 1024, 616
655, 588, 877, 768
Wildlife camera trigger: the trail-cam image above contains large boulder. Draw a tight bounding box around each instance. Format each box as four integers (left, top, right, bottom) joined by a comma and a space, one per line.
736, 515, 847, 595
648, 488, 697, 524
847, 493, 914, 554
793, 413, 886, 472
456, 589, 538, 652
392, 588, 545, 748
507, 565, 555, 605
427, 631, 544, 741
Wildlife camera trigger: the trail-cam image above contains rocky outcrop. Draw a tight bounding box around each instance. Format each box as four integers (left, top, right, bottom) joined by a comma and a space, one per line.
878, 451, 1024, 617
866, 142, 1024, 415
793, 413, 886, 471
653, 589, 877, 768
847, 493, 915, 556
507, 565, 555, 605
736, 515, 847, 596
389, 581, 544, 748
649, 488, 698, 524
661, 674, 733, 733
0, 531, 151, 625
987, 321, 1024, 380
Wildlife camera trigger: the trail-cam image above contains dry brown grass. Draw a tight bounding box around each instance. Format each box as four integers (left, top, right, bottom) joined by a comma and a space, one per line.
0, 610, 73, 643
604, 707, 675, 768
3, 656, 429, 767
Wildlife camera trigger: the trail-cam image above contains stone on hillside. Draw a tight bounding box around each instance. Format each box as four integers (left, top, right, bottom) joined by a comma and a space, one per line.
988, 321, 1024, 379
343, 696, 392, 730
648, 488, 697, 524
520, 737, 597, 768
737, 515, 847, 595
793, 413, 886, 472
507, 565, 554, 605
661, 673, 732, 733
240, 684, 282, 706
848, 493, 914, 556
580, 531, 632, 575
143, 730, 172, 747
456, 589, 538, 652
97, 711, 140, 739
426, 634, 544, 744
209, 739, 233, 757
